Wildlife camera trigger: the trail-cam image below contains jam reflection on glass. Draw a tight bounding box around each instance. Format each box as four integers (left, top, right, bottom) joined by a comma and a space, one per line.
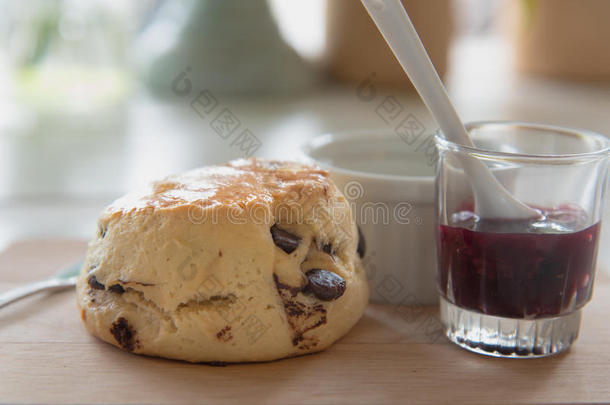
437, 204, 600, 319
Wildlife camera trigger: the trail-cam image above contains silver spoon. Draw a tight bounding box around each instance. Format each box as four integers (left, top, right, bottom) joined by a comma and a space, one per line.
0, 260, 81, 309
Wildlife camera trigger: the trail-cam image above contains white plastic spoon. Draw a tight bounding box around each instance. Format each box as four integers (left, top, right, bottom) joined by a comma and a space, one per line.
361, 0, 540, 220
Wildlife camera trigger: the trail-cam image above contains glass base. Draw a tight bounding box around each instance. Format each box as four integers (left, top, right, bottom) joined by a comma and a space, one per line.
440, 297, 581, 358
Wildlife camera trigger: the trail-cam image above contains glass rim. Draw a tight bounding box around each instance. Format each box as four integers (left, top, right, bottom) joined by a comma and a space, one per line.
435, 120, 610, 162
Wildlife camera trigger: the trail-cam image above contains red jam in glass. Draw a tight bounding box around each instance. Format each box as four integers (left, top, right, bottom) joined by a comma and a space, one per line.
437, 205, 600, 319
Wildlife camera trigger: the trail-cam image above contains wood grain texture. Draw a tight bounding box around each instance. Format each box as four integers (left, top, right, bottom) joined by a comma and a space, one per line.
1, 240, 609, 405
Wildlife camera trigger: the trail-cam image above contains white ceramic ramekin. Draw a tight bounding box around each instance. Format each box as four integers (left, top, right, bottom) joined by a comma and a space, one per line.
302, 131, 438, 305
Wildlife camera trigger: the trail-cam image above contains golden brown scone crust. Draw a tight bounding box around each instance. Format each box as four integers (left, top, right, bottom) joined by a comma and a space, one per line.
77, 159, 368, 363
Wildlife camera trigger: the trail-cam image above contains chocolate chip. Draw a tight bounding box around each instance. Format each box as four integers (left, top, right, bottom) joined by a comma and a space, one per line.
357, 226, 366, 258
110, 317, 135, 352
270, 225, 300, 254
108, 284, 125, 294
216, 326, 232, 342
322, 243, 332, 255
305, 269, 346, 301
88, 275, 105, 290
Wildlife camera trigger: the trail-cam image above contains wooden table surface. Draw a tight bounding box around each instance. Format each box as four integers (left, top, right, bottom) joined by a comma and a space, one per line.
1, 240, 609, 405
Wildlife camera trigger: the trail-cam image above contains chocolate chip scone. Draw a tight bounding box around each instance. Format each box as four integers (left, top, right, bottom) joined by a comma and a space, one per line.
76, 158, 369, 363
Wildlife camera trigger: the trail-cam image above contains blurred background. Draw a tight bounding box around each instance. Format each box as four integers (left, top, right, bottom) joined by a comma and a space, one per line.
0, 0, 608, 267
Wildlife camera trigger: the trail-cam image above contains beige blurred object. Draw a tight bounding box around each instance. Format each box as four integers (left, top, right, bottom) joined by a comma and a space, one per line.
325, 0, 452, 89
512, 0, 610, 80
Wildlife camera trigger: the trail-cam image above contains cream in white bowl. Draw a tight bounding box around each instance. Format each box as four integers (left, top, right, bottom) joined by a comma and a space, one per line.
302, 131, 438, 305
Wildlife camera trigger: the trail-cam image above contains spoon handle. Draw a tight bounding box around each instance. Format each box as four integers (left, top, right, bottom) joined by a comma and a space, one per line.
361, 0, 540, 220
360, 0, 472, 147
0, 276, 77, 309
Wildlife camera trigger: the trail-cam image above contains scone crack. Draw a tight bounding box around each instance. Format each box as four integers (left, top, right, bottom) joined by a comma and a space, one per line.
107, 284, 125, 294
176, 294, 237, 313
273, 274, 327, 350
88, 275, 152, 295
292, 309, 326, 349
273, 274, 304, 298
118, 279, 156, 287
288, 301, 327, 349
120, 289, 177, 330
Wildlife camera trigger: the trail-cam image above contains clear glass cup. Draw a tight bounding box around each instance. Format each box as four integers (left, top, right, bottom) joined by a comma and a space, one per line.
435, 121, 610, 357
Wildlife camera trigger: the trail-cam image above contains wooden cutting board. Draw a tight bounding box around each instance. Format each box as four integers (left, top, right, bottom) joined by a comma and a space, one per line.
1, 240, 609, 405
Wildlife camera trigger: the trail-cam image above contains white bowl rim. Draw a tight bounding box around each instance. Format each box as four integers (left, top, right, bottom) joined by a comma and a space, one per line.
301, 130, 435, 184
